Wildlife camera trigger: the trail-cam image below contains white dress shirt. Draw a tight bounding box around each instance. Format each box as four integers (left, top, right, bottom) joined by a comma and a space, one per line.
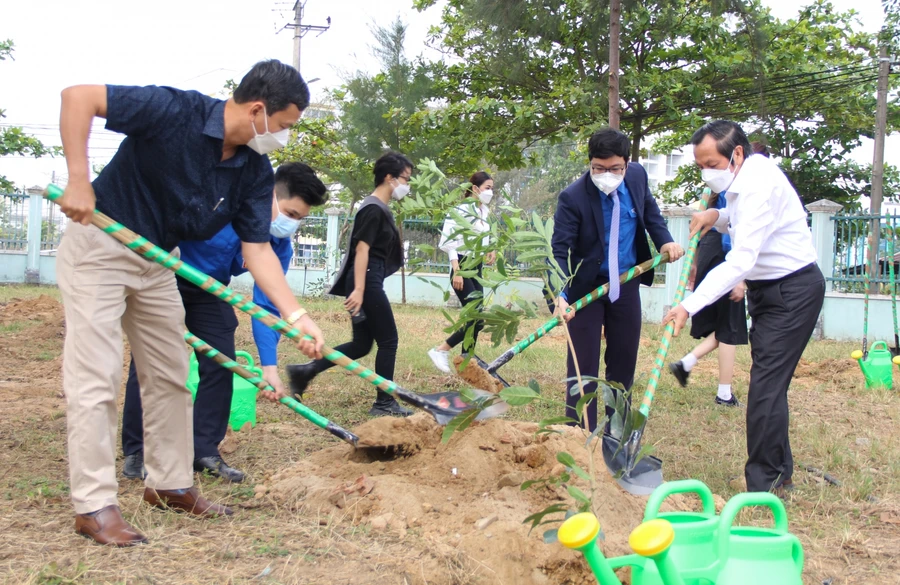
682, 154, 818, 316
438, 200, 491, 261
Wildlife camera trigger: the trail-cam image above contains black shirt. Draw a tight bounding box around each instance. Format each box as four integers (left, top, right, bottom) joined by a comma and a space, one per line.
92, 85, 274, 251
351, 204, 400, 264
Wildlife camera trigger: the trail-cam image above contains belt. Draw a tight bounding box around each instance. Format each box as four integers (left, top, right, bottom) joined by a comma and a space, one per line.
745, 262, 817, 291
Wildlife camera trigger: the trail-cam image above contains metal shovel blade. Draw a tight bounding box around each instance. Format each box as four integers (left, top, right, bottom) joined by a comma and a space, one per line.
601, 432, 663, 496
408, 389, 510, 426
471, 355, 511, 388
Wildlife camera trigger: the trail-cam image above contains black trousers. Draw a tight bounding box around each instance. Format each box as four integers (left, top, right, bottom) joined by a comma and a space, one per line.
445, 258, 484, 350
745, 263, 825, 492
565, 278, 642, 432
310, 260, 399, 404
122, 281, 238, 459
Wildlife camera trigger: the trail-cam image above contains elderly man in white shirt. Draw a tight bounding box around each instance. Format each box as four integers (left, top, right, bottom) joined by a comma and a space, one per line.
665, 120, 825, 496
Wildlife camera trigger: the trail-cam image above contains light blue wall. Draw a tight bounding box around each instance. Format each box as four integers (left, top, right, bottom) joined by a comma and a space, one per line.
0, 253, 26, 284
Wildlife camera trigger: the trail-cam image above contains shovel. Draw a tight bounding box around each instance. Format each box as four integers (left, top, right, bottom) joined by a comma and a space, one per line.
44, 184, 501, 427
887, 215, 900, 357
184, 331, 360, 446
604, 188, 712, 495
479, 253, 672, 387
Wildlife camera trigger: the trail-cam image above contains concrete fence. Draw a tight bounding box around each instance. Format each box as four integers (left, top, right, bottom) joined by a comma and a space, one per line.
0, 194, 892, 343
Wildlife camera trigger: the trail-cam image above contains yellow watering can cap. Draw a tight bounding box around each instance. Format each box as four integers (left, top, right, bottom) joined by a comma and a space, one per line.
558, 513, 601, 550
893, 355, 900, 365
630, 519, 675, 557
851, 350, 863, 360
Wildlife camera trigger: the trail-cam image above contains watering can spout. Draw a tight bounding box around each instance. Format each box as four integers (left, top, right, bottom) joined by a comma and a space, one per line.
630, 520, 686, 585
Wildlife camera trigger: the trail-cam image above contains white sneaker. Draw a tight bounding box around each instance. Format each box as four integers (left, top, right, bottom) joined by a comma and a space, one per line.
427, 348, 451, 373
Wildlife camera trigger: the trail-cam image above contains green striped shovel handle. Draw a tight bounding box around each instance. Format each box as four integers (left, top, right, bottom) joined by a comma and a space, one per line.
487, 253, 671, 373
863, 236, 870, 358
638, 188, 712, 416
44, 184, 470, 424
184, 331, 359, 446
890, 214, 899, 350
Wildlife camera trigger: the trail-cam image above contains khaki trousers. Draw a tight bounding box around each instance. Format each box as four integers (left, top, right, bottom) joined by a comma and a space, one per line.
57, 221, 193, 514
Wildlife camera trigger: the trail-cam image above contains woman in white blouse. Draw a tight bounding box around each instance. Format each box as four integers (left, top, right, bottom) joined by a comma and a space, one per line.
427, 171, 496, 373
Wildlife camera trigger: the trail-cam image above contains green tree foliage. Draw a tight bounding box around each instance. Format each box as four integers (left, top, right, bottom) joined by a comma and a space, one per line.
0, 40, 58, 192
416, 0, 898, 209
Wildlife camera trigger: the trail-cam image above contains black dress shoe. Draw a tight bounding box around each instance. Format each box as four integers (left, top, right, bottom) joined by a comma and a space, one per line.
193, 456, 245, 483
286, 362, 318, 400
123, 452, 147, 480
715, 394, 741, 407
368, 400, 413, 418
669, 361, 690, 387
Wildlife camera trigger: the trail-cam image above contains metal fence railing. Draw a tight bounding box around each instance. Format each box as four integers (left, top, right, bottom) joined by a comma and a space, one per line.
41, 198, 69, 252
291, 215, 328, 268
831, 212, 898, 294
0, 193, 28, 252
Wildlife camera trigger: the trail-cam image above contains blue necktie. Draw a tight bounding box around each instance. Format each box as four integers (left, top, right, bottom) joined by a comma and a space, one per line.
609, 191, 620, 303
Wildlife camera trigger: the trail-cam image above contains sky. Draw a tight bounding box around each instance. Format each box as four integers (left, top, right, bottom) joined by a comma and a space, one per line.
0, 0, 895, 190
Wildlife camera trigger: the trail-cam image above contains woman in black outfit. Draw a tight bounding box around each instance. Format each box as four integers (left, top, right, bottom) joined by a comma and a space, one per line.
287, 152, 414, 417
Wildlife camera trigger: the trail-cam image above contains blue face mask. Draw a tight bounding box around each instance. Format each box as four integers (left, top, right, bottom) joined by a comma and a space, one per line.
270, 198, 301, 238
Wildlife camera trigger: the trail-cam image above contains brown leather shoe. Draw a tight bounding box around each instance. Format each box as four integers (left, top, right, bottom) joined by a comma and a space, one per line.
75, 505, 148, 546
143, 486, 233, 518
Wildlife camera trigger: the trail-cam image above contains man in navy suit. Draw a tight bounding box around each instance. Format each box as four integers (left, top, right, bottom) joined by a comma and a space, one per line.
552, 128, 684, 432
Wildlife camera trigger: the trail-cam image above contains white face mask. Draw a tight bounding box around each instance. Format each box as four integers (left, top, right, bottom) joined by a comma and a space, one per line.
391, 182, 410, 201
591, 172, 624, 195
247, 107, 290, 155
701, 151, 736, 194
269, 197, 301, 238
477, 188, 494, 205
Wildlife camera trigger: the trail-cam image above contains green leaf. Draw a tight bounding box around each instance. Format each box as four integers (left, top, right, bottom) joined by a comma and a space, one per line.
499, 386, 539, 406
441, 407, 480, 444
567, 485, 591, 506
539, 416, 577, 427
573, 392, 597, 419
528, 378, 541, 395
556, 452, 576, 468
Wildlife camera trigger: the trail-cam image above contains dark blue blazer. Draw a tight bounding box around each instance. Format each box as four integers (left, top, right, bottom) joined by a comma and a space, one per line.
551, 163, 673, 301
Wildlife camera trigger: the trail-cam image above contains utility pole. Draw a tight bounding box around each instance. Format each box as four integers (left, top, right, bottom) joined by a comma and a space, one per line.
868, 46, 890, 291
608, 0, 621, 130
285, 1, 331, 73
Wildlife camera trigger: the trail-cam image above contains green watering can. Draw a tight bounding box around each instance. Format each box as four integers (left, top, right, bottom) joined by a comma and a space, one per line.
851, 341, 894, 389
714, 492, 803, 585
186, 350, 261, 431
559, 513, 685, 585
632, 480, 719, 585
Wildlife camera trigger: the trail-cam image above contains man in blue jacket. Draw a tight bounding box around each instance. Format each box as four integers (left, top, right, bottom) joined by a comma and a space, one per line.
552, 128, 684, 432
121, 162, 327, 483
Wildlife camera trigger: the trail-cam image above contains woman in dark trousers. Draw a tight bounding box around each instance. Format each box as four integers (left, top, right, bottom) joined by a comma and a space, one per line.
287, 151, 414, 416
668, 190, 747, 406
427, 171, 496, 372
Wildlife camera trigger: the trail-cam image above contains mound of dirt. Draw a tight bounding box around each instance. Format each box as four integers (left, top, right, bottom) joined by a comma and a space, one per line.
0, 294, 64, 327
258, 414, 695, 584
454, 355, 506, 393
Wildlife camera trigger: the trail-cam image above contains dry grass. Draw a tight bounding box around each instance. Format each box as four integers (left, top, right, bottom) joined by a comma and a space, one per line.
0, 284, 899, 584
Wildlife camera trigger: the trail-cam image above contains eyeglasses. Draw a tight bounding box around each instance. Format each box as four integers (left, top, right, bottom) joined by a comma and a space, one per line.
397, 174, 411, 183
591, 165, 626, 174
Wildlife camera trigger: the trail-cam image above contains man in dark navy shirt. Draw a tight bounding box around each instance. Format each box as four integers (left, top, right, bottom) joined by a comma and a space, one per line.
120, 163, 327, 484
55, 60, 325, 547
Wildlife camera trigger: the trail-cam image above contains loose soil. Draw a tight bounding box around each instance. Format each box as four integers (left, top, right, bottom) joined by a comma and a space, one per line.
260, 413, 692, 585
1, 289, 899, 585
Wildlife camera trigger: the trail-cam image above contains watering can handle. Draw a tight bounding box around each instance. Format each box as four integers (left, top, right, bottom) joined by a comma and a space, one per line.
791, 534, 804, 573
234, 351, 255, 368
643, 480, 716, 520
871, 340, 890, 351
716, 492, 789, 560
